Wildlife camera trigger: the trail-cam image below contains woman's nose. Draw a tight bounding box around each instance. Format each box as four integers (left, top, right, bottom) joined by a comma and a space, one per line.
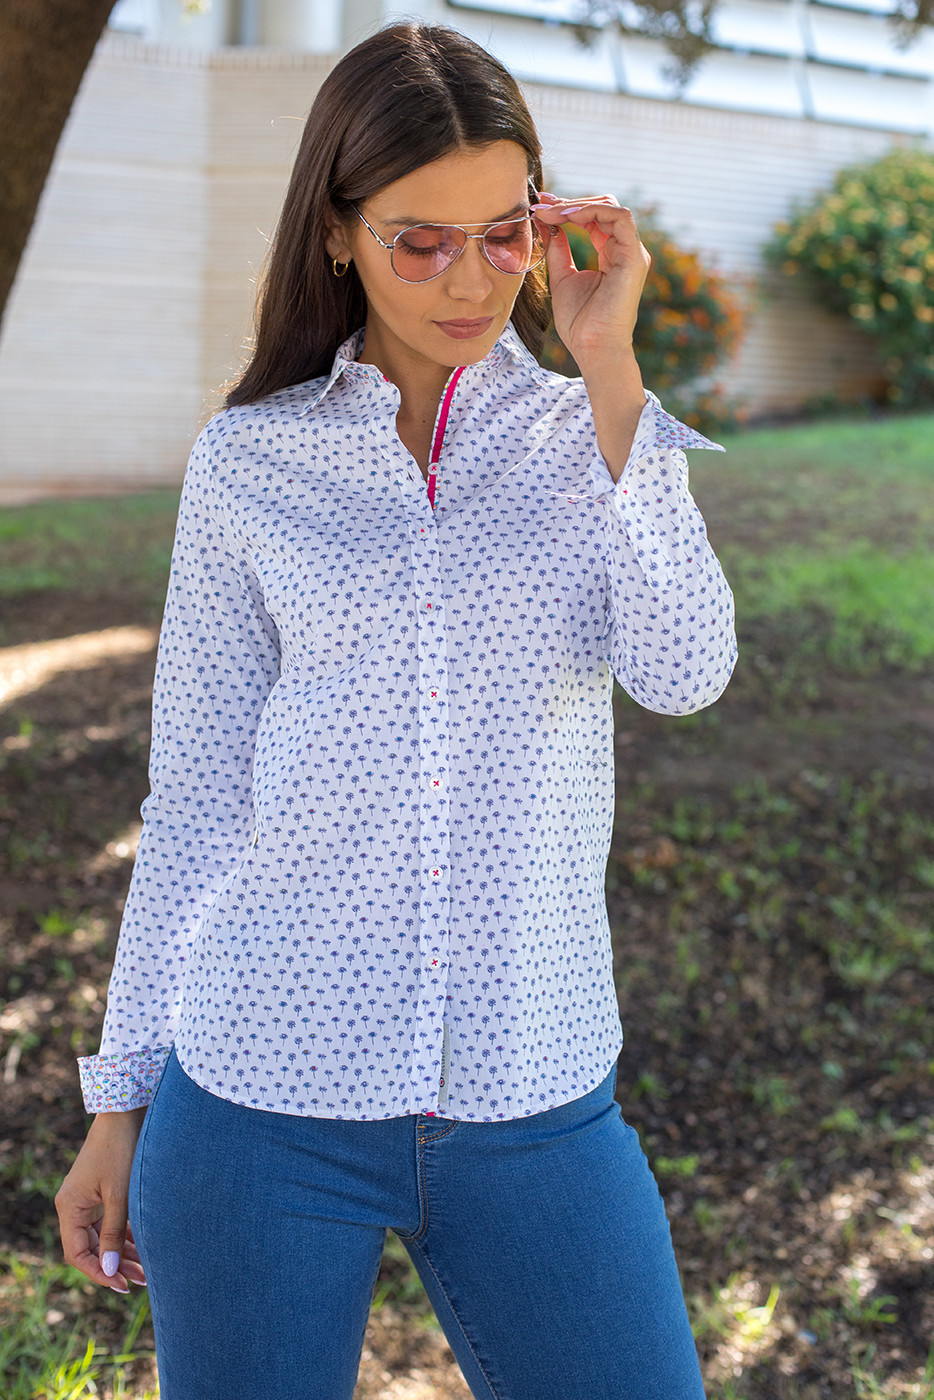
445, 236, 496, 301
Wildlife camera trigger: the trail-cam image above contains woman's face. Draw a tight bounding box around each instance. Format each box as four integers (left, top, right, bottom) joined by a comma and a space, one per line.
326, 140, 535, 386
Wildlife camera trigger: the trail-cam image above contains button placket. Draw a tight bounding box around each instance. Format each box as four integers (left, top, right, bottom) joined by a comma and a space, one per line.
409, 504, 453, 1111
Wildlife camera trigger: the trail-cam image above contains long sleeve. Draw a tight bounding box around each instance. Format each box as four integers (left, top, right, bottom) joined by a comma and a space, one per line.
589, 391, 737, 714
70, 326, 742, 1124
77, 427, 281, 1111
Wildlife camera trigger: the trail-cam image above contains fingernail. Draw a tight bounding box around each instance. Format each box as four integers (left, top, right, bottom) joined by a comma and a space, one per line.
110, 1284, 130, 1294
102, 1251, 120, 1277
561, 206, 584, 216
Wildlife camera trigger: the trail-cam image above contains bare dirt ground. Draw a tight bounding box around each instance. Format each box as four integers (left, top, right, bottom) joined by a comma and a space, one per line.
2, 577, 933, 1398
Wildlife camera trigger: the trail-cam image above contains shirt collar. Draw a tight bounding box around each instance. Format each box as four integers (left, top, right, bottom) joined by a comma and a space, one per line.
297, 319, 551, 417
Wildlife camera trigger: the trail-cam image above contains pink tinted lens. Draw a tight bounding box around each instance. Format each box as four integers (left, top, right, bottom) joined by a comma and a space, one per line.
483, 218, 545, 273
393, 225, 465, 281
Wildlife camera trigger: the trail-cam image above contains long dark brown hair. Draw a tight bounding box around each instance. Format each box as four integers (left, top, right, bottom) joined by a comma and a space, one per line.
225, 22, 550, 408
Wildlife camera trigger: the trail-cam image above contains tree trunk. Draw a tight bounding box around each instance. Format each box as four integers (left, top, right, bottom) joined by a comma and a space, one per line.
0, 0, 115, 331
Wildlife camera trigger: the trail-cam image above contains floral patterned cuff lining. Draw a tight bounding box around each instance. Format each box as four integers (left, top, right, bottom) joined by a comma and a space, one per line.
588, 392, 724, 492
641, 392, 725, 455
77, 1046, 172, 1113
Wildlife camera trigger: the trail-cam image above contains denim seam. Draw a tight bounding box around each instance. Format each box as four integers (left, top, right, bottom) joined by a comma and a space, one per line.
132, 1049, 168, 1245
133, 1109, 148, 1244
409, 1239, 503, 1400
356, 1236, 387, 1374
418, 1121, 459, 1144
405, 1119, 458, 1243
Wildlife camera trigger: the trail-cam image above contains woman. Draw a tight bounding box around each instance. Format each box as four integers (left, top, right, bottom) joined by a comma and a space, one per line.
56, 21, 736, 1400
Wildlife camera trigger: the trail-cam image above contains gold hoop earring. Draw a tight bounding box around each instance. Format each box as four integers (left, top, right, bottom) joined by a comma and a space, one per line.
332, 258, 350, 277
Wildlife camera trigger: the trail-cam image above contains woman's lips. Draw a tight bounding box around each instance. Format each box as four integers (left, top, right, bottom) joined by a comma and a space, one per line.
435, 316, 495, 339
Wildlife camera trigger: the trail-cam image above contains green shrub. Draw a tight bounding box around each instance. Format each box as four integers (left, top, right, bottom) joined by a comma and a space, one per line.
540, 207, 744, 434
766, 146, 934, 407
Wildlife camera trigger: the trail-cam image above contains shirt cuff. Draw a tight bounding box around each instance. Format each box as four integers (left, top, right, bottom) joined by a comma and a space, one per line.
588, 392, 724, 594
589, 390, 724, 489
77, 1046, 172, 1113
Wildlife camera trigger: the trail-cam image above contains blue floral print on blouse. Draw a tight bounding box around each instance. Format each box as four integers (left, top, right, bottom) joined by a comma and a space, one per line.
77, 322, 736, 1121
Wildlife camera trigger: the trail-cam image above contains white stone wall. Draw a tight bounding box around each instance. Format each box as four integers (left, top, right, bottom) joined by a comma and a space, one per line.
0, 39, 331, 501
526, 82, 899, 412
0, 31, 921, 499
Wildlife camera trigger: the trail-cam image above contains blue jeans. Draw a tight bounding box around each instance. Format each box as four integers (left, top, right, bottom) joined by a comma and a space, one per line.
129, 1048, 705, 1399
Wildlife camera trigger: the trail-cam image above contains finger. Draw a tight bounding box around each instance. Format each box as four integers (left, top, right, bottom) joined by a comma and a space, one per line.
533, 202, 631, 265
97, 1196, 131, 1293
60, 1216, 100, 1279
60, 1200, 141, 1291
532, 193, 617, 207
117, 1220, 148, 1283
60, 1216, 128, 1291
541, 216, 582, 282
537, 203, 634, 237
567, 208, 649, 271
544, 214, 648, 292
116, 1240, 148, 1285
94, 1223, 146, 1277
558, 207, 639, 239
530, 196, 619, 222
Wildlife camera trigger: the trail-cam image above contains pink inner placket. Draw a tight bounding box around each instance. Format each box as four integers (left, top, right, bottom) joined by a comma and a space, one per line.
426, 366, 466, 510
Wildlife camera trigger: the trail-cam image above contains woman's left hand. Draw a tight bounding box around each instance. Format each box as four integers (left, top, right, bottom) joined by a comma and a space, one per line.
531, 192, 650, 378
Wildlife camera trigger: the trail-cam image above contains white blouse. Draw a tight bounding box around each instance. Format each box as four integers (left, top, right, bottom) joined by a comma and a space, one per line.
78, 322, 736, 1122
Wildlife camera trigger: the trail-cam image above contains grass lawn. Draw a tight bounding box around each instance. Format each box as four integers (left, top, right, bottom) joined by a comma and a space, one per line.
1, 410, 932, 1399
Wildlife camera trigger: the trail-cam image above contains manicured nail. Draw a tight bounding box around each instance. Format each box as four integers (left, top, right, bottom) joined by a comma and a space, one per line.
102, 1251, 120, 1277
561, 205, 585, 216
109, 1284, 130, 1294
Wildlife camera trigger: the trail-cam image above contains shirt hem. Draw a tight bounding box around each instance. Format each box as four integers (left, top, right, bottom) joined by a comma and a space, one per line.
172, 1027, 625, 1123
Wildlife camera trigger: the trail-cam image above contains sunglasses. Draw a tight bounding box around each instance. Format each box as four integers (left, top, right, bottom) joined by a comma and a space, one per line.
351, 205, 551, 283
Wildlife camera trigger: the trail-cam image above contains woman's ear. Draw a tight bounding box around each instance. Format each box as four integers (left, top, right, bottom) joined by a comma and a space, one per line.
324, 204, 354, 263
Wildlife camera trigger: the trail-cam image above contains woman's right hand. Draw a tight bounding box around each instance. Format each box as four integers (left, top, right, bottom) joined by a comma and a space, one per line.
55, 1106, 149, 1292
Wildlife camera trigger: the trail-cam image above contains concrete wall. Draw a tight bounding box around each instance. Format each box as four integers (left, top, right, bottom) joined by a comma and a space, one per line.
0, 31, 917, 500
0, 39, 331, 501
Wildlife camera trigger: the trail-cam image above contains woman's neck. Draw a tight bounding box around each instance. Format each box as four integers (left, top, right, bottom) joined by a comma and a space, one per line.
358, 321, 460, 414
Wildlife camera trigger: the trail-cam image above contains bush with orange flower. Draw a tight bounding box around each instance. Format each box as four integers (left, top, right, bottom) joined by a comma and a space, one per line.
767, 147, 934, 406
539, 207, 745, 433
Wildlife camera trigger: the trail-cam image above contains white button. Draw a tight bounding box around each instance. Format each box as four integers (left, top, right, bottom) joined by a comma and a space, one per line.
429, 776, 443, 791
428, 688, 440, 701
429, 867, 444, 881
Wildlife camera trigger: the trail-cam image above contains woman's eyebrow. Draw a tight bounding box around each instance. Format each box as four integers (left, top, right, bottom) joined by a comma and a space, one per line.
382, 201, 530, 228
